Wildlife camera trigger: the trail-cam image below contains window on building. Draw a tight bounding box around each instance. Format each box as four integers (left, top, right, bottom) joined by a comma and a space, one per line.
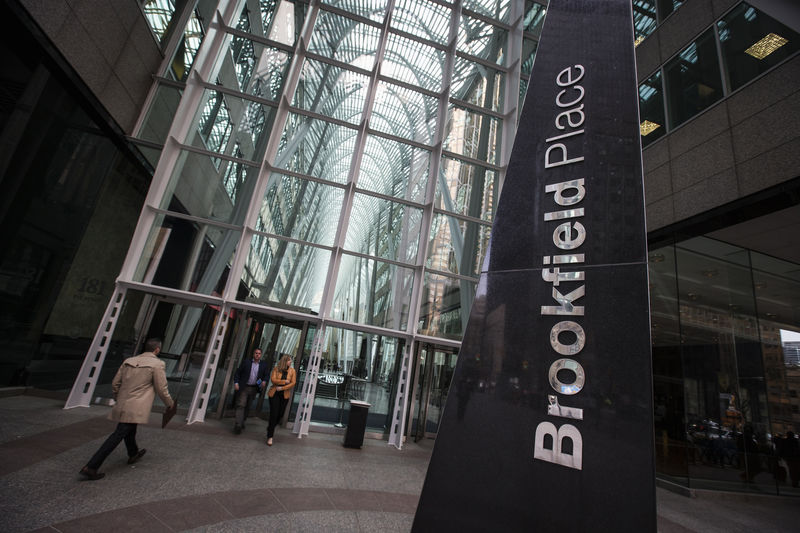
639, 71, 666, 147
633, 0, 658, 45
664, 28, 723, 128
717, 2, 800, 92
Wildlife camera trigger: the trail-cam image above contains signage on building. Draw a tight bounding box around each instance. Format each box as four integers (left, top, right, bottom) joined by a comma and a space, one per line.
413, 0, 656, 530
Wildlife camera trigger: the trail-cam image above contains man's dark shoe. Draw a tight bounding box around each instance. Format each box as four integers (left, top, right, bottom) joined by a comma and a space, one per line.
79, 466, 105, 480
234, 424, 242, 434
128, 449, 146, 465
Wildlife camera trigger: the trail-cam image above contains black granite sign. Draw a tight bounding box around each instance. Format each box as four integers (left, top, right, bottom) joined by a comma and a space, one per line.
412, 0, 656, 531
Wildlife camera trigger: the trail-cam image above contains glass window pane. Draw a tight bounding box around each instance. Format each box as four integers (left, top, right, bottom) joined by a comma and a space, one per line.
293, 58, 369, 125
463, 0, 510, 25
452, 57, 506, 113
639, 71, 666, 147
304, 327, 404, 431
134, 214, 240, 296
417, 272, 476, 340
391, 0, 452, 46
443, 106, 502, 165
333, 254, 414, 330
358, 134, 430, 203
242, 236, 331, 313
137, 82, 183, 146
275, 113, 359, 182
142, 0, 176, 45
224, 33, 293, 101
256, 172, 344, 247
185, 89, 277, 163
321, 0, 387, 22
648, 245, 689, 485
371, 82, 439, 145
308, 10, 382, 63
169, 7, 204, 81
520, 37, 537, 77
427, 213, 491, 277
345, 193, 423, 264
436, 156, 496, 222
383, 33, 446, 92
717, 3, 800, 92
162, 149, 259, 224
523, 1, 546, 36
657, 0, 686, 20
633, 0, 658, 44
458, 15, 508, 66
664, 29, 723, 128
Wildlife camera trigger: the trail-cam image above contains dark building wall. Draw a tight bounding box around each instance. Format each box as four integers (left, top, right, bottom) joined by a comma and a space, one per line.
18, 0, 162, 134
637, 0, 800, 231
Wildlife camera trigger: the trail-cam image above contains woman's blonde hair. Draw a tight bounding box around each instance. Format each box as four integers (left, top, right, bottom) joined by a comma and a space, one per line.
277, 354, 293, 372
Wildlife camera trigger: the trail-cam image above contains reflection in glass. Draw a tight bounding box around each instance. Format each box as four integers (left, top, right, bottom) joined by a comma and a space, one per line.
436, 156, 496, 222
463, 0, 510, 24
134, 213, 240, 297
302, 326, 404, 431
332, 254, 414, 330
162, 149, 260, 224
137, 83, 183, 147
649, 237, 800, 495
664, 29, 723, 128
458, 15, 508, 66
243, 235, 330, 313
444, 106, 501, 165
322, 0, 387, 22
717, 3, 800, 92
633, 0, 657, 44
224, 33, 292, 102
418, 272, 476, 340
452, 57, 506, 113
427, 213, 491, 277
639, 71, 666, 147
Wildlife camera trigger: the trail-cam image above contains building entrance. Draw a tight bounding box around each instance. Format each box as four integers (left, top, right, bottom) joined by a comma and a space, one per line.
410, 344, 459, 441
211, 311, 312, 422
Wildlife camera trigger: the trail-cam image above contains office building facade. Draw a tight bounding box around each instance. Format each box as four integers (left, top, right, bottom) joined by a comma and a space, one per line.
1, 0, 798, 495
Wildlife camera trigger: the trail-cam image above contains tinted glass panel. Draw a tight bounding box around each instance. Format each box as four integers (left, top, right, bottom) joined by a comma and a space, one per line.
640, 71, 666, 147
664, 29, 723, 128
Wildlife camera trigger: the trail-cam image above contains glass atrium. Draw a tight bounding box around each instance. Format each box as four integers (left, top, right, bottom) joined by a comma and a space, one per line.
66, 0, 545, 441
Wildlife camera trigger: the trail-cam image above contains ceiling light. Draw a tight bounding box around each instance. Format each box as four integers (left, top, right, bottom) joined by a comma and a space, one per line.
640, 120, 661, 136
745, 33, 788, 59
634, 36, 645, 47
650, 253, 665, 262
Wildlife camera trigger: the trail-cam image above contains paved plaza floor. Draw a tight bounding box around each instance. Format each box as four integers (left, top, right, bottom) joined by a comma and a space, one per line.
0, 394, 797, 532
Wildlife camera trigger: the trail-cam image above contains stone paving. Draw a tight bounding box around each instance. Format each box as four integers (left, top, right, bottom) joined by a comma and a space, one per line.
0, 394, 797, 532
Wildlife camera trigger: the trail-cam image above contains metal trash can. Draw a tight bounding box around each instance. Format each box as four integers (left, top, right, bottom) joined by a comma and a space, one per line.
343, 399, 371, 448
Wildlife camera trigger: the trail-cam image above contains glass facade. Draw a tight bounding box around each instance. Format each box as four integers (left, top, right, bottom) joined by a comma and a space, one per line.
650, 237, 800, 496
66, 0, 542, 435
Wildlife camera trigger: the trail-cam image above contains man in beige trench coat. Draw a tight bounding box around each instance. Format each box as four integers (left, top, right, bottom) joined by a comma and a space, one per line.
79, 338, 174, 480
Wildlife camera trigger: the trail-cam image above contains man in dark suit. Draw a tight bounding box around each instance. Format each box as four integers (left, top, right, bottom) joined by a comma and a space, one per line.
233, 348, 268, 434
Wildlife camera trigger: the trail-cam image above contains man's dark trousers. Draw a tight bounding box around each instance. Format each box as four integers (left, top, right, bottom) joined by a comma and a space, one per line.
86, 422, 138, 470
235, 385, 259, 428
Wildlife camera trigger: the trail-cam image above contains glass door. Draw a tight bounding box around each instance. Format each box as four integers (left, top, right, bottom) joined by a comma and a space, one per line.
411, 344, 459, 441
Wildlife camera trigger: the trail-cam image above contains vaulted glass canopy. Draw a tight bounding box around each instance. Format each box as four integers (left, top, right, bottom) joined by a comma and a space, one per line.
73, 0, 546, 428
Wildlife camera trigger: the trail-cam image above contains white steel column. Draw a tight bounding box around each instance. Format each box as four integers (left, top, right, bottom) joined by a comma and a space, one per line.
387, 343, 413, 449
292, 325, 326, 437
186, 303, 232, 423
64, 286, 127, 409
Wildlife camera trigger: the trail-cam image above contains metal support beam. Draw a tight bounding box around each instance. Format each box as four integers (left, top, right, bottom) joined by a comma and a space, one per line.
186, 304, 232, 424
64, 286, 128, 409
387, 343, 412, 449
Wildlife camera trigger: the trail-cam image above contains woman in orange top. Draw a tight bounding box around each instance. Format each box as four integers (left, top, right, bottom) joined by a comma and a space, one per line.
266, 354, 297, 446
